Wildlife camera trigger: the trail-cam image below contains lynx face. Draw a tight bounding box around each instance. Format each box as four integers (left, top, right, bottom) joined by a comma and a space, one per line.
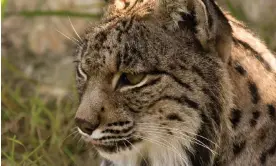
75, 18, 229, 166
74, 0, 233, 165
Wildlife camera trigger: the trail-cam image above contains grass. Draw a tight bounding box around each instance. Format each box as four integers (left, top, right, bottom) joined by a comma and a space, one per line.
1, 1, 103, 164
1, 58, 99, 165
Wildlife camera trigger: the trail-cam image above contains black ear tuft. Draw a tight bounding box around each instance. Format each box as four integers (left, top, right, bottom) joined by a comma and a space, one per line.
173, 0, 232, 62
178, 11, 197, 33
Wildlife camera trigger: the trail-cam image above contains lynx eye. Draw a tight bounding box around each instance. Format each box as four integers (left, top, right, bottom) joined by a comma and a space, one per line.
118, 73, 146, 87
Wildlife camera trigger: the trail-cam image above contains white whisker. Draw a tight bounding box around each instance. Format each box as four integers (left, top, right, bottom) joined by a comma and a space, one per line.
137, 122, 218, 146
138, 123, 218, 153
62, 130, 79, 143
55, 29, 81, 46
123, 138, 149, 166
133, 134, 188, 166
138, 127, 217, 155
68, 16, 83, 42
73, 132, 81, 140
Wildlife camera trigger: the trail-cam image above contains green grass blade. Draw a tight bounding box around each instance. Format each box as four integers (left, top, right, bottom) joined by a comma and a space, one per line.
1, 0, 8, 19
7, 137, 27, 150
2, 152, 15, 165
19, 138, 49, 165
10, 136, 16, 161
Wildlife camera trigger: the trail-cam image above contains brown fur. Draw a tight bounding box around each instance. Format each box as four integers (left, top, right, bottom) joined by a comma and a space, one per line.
74, 0, 276, 165
219, 14, 276, 165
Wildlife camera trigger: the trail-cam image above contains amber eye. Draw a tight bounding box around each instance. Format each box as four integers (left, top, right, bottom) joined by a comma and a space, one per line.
118, 73, 146, 87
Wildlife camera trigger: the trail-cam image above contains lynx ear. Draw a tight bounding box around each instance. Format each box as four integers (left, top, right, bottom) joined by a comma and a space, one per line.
195, 0, 232, 63
110, 0, 232, 62
158, 0, 232, 62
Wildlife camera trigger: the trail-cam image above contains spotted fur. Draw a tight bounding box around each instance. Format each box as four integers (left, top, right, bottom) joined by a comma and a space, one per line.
74, 0, 276, 165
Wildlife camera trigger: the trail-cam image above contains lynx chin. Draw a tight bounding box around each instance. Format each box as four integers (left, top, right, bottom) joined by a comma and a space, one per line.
74, 0, 276, 165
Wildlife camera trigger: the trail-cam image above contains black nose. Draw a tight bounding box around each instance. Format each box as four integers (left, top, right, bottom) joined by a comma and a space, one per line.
75, 118, 98, 135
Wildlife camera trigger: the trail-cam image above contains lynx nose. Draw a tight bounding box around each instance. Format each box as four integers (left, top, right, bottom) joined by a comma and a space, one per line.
75, 118, 99, 135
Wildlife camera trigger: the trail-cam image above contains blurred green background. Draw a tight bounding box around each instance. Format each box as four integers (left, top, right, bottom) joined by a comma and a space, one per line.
1, 0, 276, 165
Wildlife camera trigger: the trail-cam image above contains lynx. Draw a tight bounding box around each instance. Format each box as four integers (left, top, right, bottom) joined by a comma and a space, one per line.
74, 0, 276, 165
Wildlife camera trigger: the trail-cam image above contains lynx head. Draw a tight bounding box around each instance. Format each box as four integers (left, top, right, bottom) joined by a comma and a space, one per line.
74, 0, 233, 165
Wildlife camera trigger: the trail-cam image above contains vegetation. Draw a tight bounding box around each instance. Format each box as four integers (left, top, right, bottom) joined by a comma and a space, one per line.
2, 1, 101, 165
1, 58, 91, 165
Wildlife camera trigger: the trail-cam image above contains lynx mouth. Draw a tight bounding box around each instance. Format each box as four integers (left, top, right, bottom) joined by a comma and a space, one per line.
91, 137, 142, 153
